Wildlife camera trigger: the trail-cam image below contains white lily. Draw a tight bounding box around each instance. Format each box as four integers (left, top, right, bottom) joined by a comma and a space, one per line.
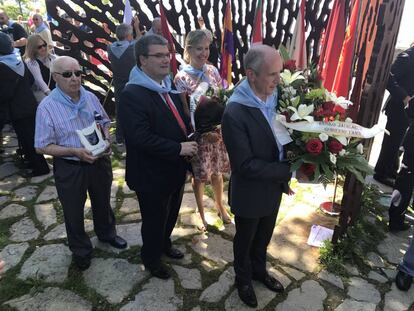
288, 104, 314, 122
339, 149, 346, 157
345, 117, 353, 123
330, 153, 337, 165
319, 133, 329, 142
280, 69, 305, 85
356, 143, 364, 154
335, 136, 348, 146
325, 90, 353, 109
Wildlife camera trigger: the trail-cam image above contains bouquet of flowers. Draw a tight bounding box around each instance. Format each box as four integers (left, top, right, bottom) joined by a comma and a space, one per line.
276, 61, 382, 184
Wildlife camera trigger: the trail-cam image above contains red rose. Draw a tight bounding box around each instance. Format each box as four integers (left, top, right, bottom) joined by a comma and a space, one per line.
306, 139, 323, 155
300, 163, 316, 176
328, 139, 343, 154
323, 101, 335, 111
333, 105, 346, 114
283, 59, 297, 71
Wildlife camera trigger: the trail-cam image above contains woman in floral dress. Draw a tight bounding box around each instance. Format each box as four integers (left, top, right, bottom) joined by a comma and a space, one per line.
174, 30, 231, 230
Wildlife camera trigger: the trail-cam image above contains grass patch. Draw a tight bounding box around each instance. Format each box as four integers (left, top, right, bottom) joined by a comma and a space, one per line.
319, 185, 386, 276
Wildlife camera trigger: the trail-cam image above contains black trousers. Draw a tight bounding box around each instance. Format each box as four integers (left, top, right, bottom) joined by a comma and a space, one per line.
375, 103, 409, 178
233, 209, 279, 285
136, 184, 184, 269
53, 156, 116, 258
389, 152, 414, 226
12, 115, 49, 174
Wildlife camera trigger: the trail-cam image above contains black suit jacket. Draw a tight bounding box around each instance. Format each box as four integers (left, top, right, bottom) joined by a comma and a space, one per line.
221, 102, 291, 218
119, 84, 191, 194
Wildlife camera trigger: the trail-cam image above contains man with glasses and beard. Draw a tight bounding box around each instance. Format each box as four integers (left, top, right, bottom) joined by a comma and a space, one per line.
34, 56, 127, 271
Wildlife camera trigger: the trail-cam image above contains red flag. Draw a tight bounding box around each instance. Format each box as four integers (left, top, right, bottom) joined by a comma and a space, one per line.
331, 0, 361, 98
318, 0, 346, 91
289, 0, 307, 70
251, 0, 263, 45
159, 2, 178, 76
220, 0, 234, 87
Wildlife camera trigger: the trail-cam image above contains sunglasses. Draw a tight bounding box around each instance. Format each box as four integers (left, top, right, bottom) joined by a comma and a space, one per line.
37, 43, 47, 50
55, 70, 83, 78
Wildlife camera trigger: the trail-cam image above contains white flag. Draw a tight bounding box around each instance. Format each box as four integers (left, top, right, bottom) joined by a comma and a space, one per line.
123, 0, 133, 24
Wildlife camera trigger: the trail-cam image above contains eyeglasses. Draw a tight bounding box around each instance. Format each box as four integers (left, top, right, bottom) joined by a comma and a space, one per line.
55, 70, 83, 78
37, 43, 47, 50
144, 53, 171, 60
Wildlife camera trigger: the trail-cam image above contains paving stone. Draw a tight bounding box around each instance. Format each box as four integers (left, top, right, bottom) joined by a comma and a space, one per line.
0, 162, 19, 179
13, 185, 38, 202
116, 223, 142, 247
3, 136, 18, 147
368, 271, 389, 283
0, 195, 9, 205
36, 185, 58, 203
34, 203, 57, 229
200, 267, 235, 303
10, 217, 40, 242
0, 175, 26, 192
344, 264, 359, 276
334, 299, 376, 311
180, 213, 203, 227
30, 171, 53, 184
180, 193, 215, 214
367, 252, 385, 268
0, 203, 27, 219
171, 227, 198, 241
378, 233, 410, 264
119, 197, 139, 214
191, 233, 233, 266
113, 168, 125, 179
121, 182, 134, 194
18, 244, 72, 283
0, 243, 29, 272
120, 278, 182, 311
275, 280, 327, 311
164, 245, 192, 265
5, 287, 92, 311
172, 265, 202, 289
44, 220, 93, 241
347, 277, 381, 304
184, 182, 193, 192
190, 307, 201, 311
318, 270, 344, 289
381, 268, 397, 280
225, 281, 277, 311
200, 260, 217, 272
384, 283, 414, 311
83, 258, 144, 304
221, 222, 236, 238
121, 212, 141, 222
279, 265, 306, 281
268, 266, 292, 289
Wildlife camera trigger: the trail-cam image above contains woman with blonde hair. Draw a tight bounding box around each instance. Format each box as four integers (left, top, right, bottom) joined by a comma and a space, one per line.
174, 29, 231, 231
24, 34, 56, 102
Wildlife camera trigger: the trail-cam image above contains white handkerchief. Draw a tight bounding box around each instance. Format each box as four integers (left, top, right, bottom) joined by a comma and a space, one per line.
272, 116, 293, 145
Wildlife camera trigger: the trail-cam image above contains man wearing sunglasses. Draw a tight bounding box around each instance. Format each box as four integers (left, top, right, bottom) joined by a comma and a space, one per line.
34, 56, 127, 271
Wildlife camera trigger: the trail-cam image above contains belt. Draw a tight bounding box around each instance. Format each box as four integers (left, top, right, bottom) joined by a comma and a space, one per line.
60, 158, 93, 166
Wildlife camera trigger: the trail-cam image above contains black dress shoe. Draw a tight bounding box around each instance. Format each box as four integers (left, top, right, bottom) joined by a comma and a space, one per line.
98, 236, 128, 249
395, 270, 413, 291
254, 274, 285, 293
373, 174, 395, 187
389, 222, 412, 233
164, 247, 184, 259
149, 265, 171, 279
73, 255, 91, 271
236, 283, 258, 308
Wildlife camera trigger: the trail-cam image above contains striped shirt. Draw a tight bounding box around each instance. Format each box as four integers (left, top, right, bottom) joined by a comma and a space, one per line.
35, 90, 110, 161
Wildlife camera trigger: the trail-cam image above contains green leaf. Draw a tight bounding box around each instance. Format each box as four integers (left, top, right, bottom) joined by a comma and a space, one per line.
279, 45, 290, 62
290, 159, 303, 172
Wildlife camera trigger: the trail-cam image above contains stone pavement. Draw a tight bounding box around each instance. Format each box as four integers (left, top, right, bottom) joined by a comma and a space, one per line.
1, 126, 414, 310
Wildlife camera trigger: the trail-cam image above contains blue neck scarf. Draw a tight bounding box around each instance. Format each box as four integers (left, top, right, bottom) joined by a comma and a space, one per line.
0, 49, 25, 76
181, 64, 210, 83
35, 23, 48, 33
49, 85, 92, 120
127, 66, 180, 94
7, 20, 14, 27
109, 40, 135, 59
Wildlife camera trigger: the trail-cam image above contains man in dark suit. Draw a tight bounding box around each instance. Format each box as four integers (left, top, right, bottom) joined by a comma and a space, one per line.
374, 46, 414, 187
222, 45, 291, 308
119, 35, 197, 279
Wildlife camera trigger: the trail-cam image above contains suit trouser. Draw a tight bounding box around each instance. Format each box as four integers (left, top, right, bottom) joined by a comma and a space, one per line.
234, 208, 279, 285
375, 106, 409, 178
389, 152, 414, 226
53, 156, 116, 258
136, 184, 184, 269
12, 115, 49, 174
400, 235, 414, 277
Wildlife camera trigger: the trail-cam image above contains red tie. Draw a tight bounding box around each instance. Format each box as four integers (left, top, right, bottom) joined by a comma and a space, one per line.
162, 93, 187, 136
